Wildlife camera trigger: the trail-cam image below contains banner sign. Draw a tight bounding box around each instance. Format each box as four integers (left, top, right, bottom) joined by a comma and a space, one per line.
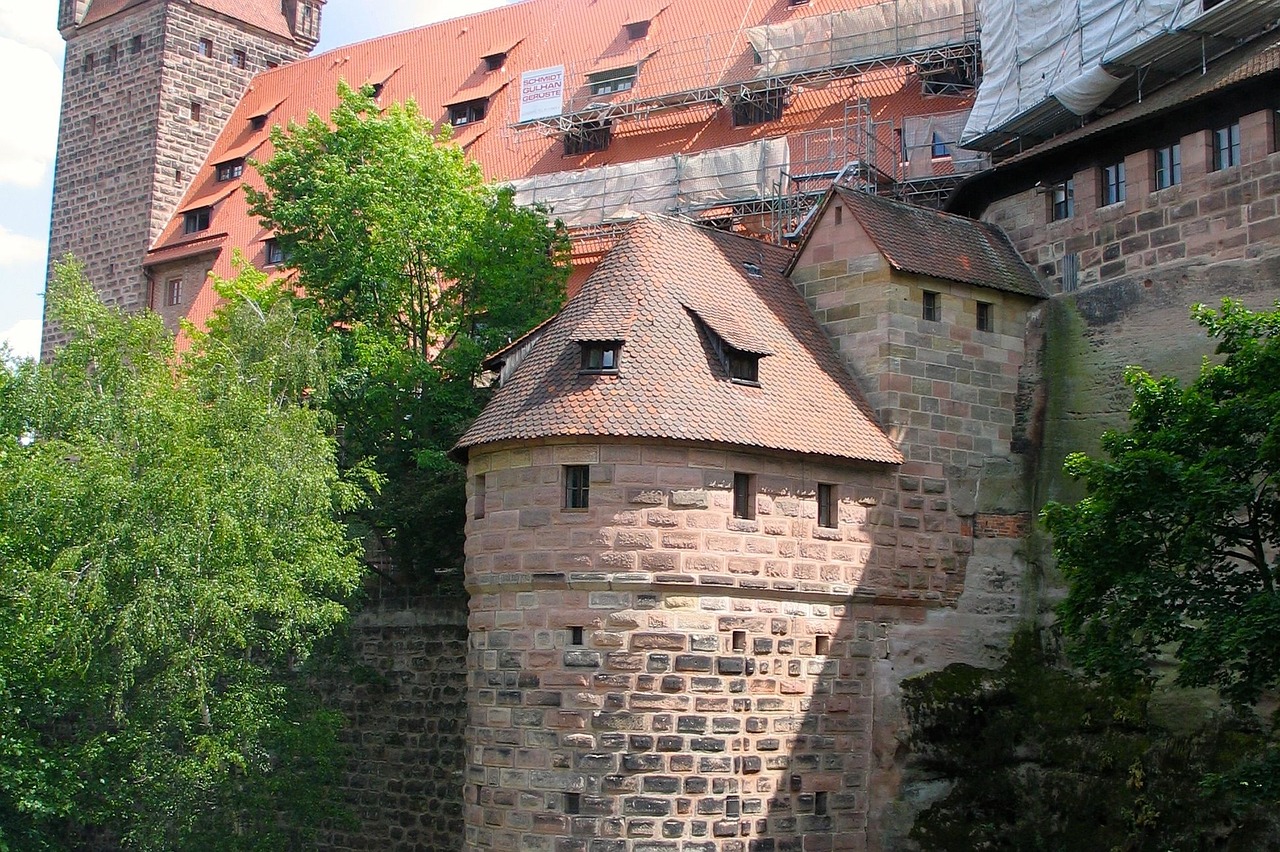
519, 65, 565, 122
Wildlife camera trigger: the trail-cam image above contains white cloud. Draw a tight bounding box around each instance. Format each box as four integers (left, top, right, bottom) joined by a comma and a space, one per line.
0, 1, 61, 188
0, 225, 44, 267
0, 318, 40, 362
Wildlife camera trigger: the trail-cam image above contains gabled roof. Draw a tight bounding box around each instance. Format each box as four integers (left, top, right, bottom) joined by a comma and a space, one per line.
455, 216, 903, 465
830, 187, 1045, 298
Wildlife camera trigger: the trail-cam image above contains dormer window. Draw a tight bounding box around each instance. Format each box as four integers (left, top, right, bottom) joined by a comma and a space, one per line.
625, 20, 650, 40
449, 98, 488, 126
183, 207, 211, 234
265, 238, 286, 266
564, 121, 612, 155
250, 114, 269, 131
216, 159, 244, 182
731, 87, 785, 126
484, 51, 508, 71
686, 305, 770, 386
728, 349, 760, 384
589, 66, 636, 96
579, 340, 621, 373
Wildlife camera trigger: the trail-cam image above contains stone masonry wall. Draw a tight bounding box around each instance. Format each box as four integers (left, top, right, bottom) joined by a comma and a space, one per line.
320, 585, 469, 852
462, 438, 976, 851
45, 0, 307, 353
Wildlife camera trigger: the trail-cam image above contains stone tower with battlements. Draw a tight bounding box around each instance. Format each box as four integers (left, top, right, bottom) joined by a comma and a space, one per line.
44, 0, 325, 354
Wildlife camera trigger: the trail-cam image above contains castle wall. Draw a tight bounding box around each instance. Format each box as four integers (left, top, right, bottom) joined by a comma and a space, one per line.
463, 438, 979, 851
45, 0, 307, 352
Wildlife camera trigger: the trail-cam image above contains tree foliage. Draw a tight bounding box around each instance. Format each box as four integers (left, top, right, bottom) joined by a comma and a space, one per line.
1042, 299, 1280, 707
0, 261, 366, 849
246, 84, 568, 582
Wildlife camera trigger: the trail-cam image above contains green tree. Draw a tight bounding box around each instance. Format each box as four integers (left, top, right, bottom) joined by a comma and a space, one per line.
246, 83, 568, 582
0, 260, 366, 850
1042, 299, 1280, 707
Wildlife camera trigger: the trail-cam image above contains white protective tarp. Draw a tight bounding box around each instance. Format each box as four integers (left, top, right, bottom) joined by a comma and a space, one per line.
746, 0, 974, 78
962, 0, 1202, 144
506, 138, 790, 226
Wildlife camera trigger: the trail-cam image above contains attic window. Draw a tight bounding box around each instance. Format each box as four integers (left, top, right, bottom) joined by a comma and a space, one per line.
732, 88, 784, 126
625, 20, 650, 40
198, 37, 213, 58
728, 350, 760, 384
449, 98, 488, 126
484, 51, 507, 71
742, 261, 762, 277
564, 121, 612, 155
589, 66, 636, 96
265, 238, 286, 266
579, 341, 621, 373
250, 113, 269, 131
216, 159, 244, 182
183, 207, 211, 234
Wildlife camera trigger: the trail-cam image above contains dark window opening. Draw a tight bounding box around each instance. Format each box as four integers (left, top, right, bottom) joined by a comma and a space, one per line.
265, 238, 286, 266
976, 301, 994, 333
449, 98, 487, 126
788, 0, 810, 6
1050, 177, 1074, 220
108, 44, 119, 65
1154, 143, 1181, 189
369, 82, 385, 98
473, 474, 485, 520
565, 792, 581, 815
82, 52, 95, 73
570, 626, 584, 646
1213, 121, 1241, 170
750, 46, 763, 65
183, 207, 211, 234
731, 630, 746, 652
815, 635, 830, 655
484, 51, 507, 71
922, 290, 941, 322
732, 87, 784, 126
130, 35, 143, 54
815, 791, 829, 815
250, 114, 269, 131
589, 66, 636, 96
564, 121, 612, 155
1101, 160, 1125, 205
1061, 252, 1080, 293
216, 159, 244, 182
198, 37, 213, 58
580, 340, 621, 373
190, 102, 202, 122
817, 483, 835, 529
165, 278, 182, 306
232, 48, 247, 69
733, 472, 755, 520
922, 60, 974, 95
625, 20, 650, 39
728, 350, 759, 384
564, 465, 590, 510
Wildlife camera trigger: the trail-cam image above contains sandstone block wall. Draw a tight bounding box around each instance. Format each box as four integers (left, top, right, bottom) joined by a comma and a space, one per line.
45, 0, 307, 352
461, 439, 983, 851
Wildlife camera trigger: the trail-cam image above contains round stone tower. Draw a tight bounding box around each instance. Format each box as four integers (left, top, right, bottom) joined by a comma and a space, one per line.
45, 0, 325, 353
454, 216, 970, 850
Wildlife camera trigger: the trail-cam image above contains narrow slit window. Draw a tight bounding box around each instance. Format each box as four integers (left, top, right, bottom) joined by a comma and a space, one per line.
565, 792, 581, 814
564, 465, 590, 510
814, 791, 829, 815
733, 472, 755, 520
731, 630, 746, 652
815, 635, 830, 655
473, 474, 486, 520
190, 102, 202, 122
817, 483, 835, 529
976, 301, 994, 333
165, 278, 182, 306
922, 290, 941, 322
82, 52, 95, 73
570, 626, 584, 646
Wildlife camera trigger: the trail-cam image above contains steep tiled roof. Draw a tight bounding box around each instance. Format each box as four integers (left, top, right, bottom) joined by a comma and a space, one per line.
456, 217, 903, 465
82, 0, 293, 37
833, 187, 1045, 298
143, 0, 977, 332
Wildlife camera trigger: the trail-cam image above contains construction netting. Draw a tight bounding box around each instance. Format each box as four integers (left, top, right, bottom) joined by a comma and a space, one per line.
746, 0, 976, 79
903, 110, 986, 178
505, 138, 790, 226
963, 0, 1202, 144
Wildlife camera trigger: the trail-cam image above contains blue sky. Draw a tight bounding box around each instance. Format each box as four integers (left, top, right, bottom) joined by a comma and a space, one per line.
0, 0, 507, 361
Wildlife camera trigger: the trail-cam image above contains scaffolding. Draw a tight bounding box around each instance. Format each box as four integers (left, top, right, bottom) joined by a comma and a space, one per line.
508, 0, 980, 135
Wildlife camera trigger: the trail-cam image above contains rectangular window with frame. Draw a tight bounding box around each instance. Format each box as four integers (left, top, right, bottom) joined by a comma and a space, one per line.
817, 483, 835, 529
625, 19, 650, 40
1154, 142, 1181, 189
922, 290, 941, 322
589, 66, 636, 96
183, 207, 211, 234
579, 341, 621, 373
191, 101, 202, 122
1100, 160, 1125, 205
216, 159, 244, 182
198, 37, 213, 58
727, 349, 760, 384
449, 98, 487, 126
165, 278, 182, 306
976, 300, 994, 332
1050, 178, 1074, 220
473, 474, 486, 520
733, 472, 755, 520
265, 238, 286, 266
1213, 121, 1241, 170
232, 48, 247, 69
564, 465, 590, 510
483, 51, 507, 71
